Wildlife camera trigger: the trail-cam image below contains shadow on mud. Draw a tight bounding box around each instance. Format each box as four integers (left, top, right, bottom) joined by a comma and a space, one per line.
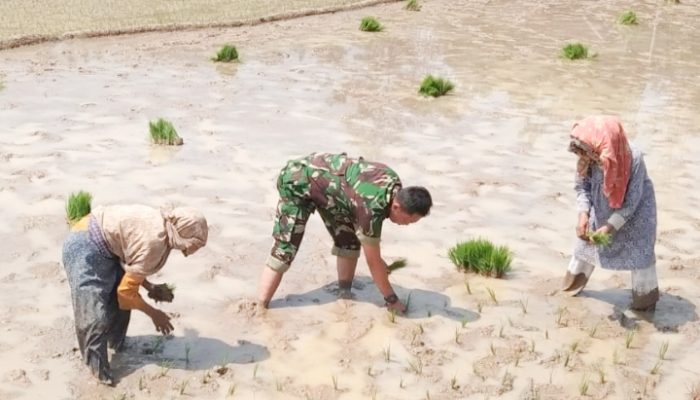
580, 289, 697, 332
111, 328, 269, 382
269, 276, 480, 323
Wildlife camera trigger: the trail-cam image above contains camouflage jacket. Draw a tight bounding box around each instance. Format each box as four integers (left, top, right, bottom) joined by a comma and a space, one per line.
280, 153, 402, 244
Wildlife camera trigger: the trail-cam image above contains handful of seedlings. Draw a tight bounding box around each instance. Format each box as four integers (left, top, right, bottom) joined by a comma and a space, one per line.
448, 238, 513, 278
587, 231, 612, 247
148, 283, 176, 303
360, 17, 383, 32
149, 118, 183, 146
387, 258, 407, 275
66, 190, 92, 227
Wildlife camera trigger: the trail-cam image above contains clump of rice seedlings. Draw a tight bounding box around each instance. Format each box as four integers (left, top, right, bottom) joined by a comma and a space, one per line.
579, 374, 590, 396
650, 360, 662, 375
149, 118, 183, 145
275, 379, 284, 392
486, 287, 498, 305
213, 44, 239, 62
625, 329, 636, 349
158, 360, 174, 378
619, 10, 638, 25
501, 369, 515, 392
560, 43, 590, 60
588, 231, 612, 246
360, 17, 383, 32
419, 75, 455, 98
405, 0, 421, 11
448, 238, 513, 277
387, 258, 407, 274
66, 190, 92, 226
658, 340, 669, 360
555, 306, 568, 327
138, 375, 146, 390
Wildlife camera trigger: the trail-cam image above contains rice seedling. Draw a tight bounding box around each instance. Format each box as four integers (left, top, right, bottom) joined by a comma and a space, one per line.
448, 239, 512, 277
465, 280, 472, 295
388, 309, 397, 323
563, 352, 571, 368
596, 364, 606, 384
276, 379, 284, 392
213, 44, 238, 62
359, 17, 383, 32
227, 383, 237, 397
399, 377, 406, 389
454, 328, 461, 344
490, 342, 496, 356
427, 310, 432, 317
579, 374, 590, 396
179, 380, 188, 395
625, 329, 636, 349
519, 298, 529, 314
66, 190, 92, 225
201, 371, 211, 384
149, 118, 183, 145
508, 317, 514, 327
461, 319, 469, 328
419, 75, 455, 98
113, 393, 127, 400
425, 390, 431, 400
658, 340, 669, 360
184, 344, 191, 366
158, 360, 173, 378
486, 287, 498, 305
450, 375, 459, 390
383, 346, 391, 362
545, 329, 549, 339
405, 0, 421, 11
612, 348, 620, 365
367, 366, 374, 377
570, 341, 580, 353
560, 43, 590, 60
253, 364, 259, 379
588, 231, 612, 246
138, 375, 146, 391
404, 292, 412, 310
408, 358, 423, 375
332, 375, 339, 391
501, 369, 515, 391
530, 340, 536, 353
417, 323, 424, 334
499, 325, 505, 338
387, 258, 407, 274
618, 10, 638, 25
555, 306, 568, 326
589, 322, 600, 338
477, 301, 484, 313
514, 354, 521, 367
651, 360, 662, 375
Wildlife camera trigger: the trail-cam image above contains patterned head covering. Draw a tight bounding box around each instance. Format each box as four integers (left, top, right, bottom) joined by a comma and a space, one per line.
569, 115, 632, 209
162, 207, 208, 256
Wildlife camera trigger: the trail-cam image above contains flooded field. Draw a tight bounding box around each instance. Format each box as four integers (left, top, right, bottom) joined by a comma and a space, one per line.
1, 0, 699, 399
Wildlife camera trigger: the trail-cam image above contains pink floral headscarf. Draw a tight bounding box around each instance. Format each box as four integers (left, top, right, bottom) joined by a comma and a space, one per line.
569, 115, 632, 209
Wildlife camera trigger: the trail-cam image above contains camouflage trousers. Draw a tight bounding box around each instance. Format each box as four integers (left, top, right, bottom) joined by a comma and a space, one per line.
267, 162, 361, 273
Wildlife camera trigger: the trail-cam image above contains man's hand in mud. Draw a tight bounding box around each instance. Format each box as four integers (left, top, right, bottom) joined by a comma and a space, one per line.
147, 283, 175, 303
386, 299, 407, 314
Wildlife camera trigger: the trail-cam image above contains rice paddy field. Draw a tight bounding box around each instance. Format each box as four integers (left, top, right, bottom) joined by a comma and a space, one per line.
1, 0, 700, 399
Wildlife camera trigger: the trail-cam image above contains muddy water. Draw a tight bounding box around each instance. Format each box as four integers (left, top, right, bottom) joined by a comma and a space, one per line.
1, 0, 700, 399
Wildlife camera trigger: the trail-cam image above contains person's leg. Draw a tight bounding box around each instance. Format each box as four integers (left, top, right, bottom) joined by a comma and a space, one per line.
258, 197, 312, 307
317, 209, 361, 295
630, 264, 659, 311
562, 257, 595, 293
107, 267, 131, 352
62, 232, 117, 385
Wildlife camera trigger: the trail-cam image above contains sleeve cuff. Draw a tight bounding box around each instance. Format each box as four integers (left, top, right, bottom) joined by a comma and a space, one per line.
117, 273, 147, 310
357, 231, 380, 245
607, 213, 626, 231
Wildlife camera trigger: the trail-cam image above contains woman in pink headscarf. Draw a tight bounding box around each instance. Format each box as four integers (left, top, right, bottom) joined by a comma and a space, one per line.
62, 205, 208, 385
562, 116, 659, 311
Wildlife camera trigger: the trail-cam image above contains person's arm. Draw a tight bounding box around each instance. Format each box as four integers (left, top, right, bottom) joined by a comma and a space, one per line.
574, 172, 592, 240
606, 155, 646, 232
117, 273, 173, 334
362, 243, 406, 313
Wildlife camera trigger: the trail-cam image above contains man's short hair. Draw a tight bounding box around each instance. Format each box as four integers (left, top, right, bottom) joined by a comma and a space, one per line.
396, 186, 432, 216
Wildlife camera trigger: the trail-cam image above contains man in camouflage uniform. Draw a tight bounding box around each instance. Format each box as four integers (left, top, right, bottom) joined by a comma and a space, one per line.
257, 152, 432, 313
